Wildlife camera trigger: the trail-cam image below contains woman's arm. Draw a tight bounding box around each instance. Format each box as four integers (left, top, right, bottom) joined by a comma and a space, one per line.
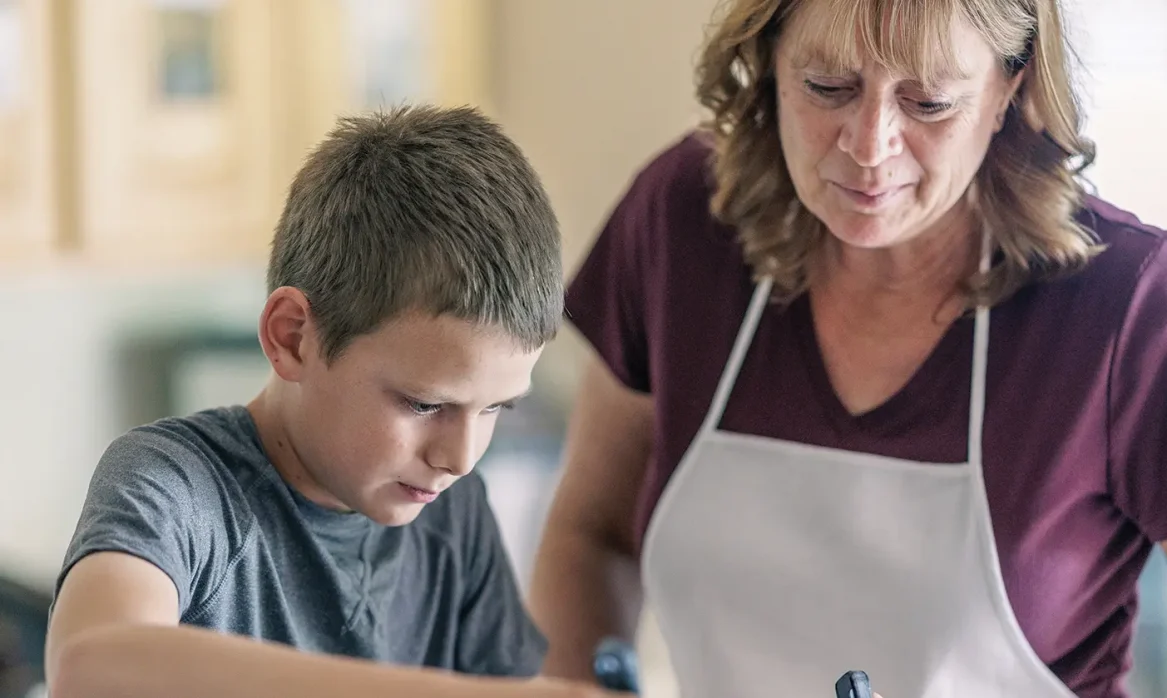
529, 358, 655, 681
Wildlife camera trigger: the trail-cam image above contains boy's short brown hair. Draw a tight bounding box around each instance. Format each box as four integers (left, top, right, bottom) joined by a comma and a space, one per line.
267, 105, 562, 362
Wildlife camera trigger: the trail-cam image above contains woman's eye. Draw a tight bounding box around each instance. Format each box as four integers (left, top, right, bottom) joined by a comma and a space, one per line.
804, 80, 850, 98
912, 99, 954, 115
804, 77, 955, 118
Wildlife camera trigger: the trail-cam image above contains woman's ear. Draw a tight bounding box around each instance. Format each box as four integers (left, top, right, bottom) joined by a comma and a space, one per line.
992, 66, 1027, 134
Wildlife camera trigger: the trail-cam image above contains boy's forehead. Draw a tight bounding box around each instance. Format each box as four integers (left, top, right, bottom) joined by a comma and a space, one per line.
340, 313, 541, 400
383, 312, 536, 351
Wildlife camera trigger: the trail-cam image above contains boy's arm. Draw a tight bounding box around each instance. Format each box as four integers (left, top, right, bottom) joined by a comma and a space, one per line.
47, 551, 613, 698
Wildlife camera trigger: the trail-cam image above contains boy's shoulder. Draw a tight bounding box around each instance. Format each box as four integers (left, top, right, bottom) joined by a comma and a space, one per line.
100, 405, 272, 493
117, 404, 262, 460
83, 405, 273, 559
59, 406, 267, 614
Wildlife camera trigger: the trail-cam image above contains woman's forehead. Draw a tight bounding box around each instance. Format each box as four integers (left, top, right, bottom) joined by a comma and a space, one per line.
779, 0, 986, 86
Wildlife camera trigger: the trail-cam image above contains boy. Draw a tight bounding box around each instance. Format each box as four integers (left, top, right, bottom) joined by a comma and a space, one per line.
45, 106, 618, 698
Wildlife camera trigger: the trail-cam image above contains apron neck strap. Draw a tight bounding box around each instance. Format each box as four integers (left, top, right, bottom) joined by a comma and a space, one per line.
700, 278, 773, 434
701, 228, 993, 469
967, 226, 994, 471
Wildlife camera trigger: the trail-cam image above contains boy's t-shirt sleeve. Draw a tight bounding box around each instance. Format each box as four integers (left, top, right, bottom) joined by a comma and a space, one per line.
453, 474, 548, 677
55, 427, 223, 614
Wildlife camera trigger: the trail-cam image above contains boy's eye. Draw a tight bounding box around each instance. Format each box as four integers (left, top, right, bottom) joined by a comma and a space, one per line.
399, 395, 519, 417
405, 399, 441, 416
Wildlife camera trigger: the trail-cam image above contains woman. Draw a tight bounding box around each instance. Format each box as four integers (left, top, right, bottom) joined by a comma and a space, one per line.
529, 0, 1167, 696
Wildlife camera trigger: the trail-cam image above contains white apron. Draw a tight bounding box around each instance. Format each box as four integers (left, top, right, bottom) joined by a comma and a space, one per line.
640, 272, 1076, 697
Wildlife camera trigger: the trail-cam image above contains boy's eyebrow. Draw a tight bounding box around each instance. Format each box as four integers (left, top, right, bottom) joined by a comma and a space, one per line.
403, 386, 532, 406
491, 387, 532, 406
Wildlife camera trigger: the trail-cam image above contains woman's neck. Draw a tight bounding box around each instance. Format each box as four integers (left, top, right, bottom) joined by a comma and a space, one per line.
811, 216, 981, 330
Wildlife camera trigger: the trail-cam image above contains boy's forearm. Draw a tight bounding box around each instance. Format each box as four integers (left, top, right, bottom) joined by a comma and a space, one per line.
51, 623, 589, 698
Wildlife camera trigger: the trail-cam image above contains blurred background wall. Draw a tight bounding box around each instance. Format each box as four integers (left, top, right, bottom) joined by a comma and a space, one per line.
0, 1, 1164, 696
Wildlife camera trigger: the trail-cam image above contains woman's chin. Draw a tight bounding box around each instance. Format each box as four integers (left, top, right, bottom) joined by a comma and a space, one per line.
823, 216, 909, 250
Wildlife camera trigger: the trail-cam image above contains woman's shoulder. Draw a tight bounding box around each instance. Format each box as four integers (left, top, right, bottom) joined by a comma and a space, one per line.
572, 130, 749, 300
1014, 195, 1167, 338
1081, 193, 1164, 235
565, 132, 754, 393
627, 130, 717, 202
610, 130, 739, 250
1076, 195, 1167, 273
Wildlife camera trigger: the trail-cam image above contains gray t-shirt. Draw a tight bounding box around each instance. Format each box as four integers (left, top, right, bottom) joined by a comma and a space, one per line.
55, 405, 547, 676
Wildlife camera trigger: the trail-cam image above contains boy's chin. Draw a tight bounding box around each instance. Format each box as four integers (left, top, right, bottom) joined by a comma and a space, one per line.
365, 502, 426, 527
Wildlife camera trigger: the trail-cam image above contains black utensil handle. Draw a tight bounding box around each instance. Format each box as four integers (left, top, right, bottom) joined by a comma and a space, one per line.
835, 670, 873, 698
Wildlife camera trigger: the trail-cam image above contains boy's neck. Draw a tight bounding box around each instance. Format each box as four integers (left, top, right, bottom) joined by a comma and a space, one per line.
247, 386, 350, 512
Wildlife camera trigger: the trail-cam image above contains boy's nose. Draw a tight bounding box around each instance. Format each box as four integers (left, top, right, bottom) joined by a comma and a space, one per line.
425, 420, 477, 477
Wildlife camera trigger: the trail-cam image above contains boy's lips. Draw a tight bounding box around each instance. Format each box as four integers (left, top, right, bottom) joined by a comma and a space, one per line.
397, 482, 440, 504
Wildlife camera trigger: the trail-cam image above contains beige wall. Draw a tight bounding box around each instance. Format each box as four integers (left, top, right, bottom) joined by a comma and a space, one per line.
491, 0, 720, 402
494, 0, 717, 269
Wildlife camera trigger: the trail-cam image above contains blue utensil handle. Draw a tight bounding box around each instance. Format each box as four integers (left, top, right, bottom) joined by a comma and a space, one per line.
593, 637, 640, 693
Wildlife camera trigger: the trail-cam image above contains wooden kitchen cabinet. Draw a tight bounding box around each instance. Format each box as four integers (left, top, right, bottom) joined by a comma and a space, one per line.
0, 0, 492, 269
0, 0, 59, 266
75, 0, 285, 266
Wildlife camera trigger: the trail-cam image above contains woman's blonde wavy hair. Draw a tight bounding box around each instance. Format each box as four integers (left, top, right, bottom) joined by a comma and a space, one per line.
696, 0, 1101, 307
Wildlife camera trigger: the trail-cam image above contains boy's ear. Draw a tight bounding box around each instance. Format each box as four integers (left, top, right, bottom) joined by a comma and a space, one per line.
257, 287, 317, 382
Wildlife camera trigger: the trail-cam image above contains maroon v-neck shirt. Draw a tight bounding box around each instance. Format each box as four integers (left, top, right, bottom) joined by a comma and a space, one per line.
565, 133, 1167, 697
